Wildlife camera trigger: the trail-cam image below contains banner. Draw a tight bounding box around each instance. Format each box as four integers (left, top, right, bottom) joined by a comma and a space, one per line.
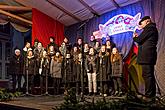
98, 13, 141, 38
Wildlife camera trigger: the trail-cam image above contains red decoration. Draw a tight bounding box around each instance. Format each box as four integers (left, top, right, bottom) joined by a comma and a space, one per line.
32, 8, 64, 47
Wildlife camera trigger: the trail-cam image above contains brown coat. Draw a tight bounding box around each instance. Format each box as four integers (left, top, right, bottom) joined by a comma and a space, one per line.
111, 54, 123, 77
50, 57, 62, 78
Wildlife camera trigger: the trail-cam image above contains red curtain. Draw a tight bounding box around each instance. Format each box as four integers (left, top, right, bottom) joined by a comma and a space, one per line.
32, 8, 64, 47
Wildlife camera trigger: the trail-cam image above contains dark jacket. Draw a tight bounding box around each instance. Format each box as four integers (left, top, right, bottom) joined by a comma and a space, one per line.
9, 55, 24, 75
98, 53, 111, 81
62, 58, 73, 82
72, 52, 81, 82
133, 23, 158, 65
85, 55, 99, 73
25, 56, 36, 75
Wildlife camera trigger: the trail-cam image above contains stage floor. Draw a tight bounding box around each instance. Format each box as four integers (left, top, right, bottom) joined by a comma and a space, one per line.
0, 95, 126, 110
1, 94, 165, 110
0, 95, 64, 110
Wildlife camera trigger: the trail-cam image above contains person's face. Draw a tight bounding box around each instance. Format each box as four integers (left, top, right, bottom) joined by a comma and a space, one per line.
15, 51, 20, 56
90, 36, 95, 41
106, 41, 110, 46
112, 48, 118, 54
56, 52, 60, 57
95, 42, 100, 48
38, 43, 42, 48
101, 46, 106, 52
34, 42, 38, 47
66, 54, 70, 58
78, 39, 82, 45
84, 44, 89, 49
26, 42, 30, 48
73, 47, 78, 52
50, 38, 54, 42
139, 19, 150, 29
64, 38, 68, 43
89, 48, 94, 55
49, 46, 54, 51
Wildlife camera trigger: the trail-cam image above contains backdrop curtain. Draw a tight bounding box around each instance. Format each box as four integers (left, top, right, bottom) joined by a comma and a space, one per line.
65, 0, 165, 95
65, 2, 144, 59
12, 28, 31, 53
0, 22, 31, 53
32, 8, 64, 47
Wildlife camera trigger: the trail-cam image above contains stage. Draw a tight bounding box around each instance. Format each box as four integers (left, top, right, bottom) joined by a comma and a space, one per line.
0, 95, 126, 110
0, 94, 165, 110
0, 95, 64, 110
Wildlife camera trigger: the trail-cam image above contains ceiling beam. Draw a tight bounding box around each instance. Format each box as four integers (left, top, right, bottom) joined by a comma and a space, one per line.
0, 17, 31, 28
0, 9, 32, 25
0, 5, 31, 11
111, 0, 120, 8
47, 0, 82, 22
78, 0, 100, 17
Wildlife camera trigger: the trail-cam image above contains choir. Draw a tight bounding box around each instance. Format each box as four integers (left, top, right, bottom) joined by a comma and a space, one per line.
9, 36, 124, 97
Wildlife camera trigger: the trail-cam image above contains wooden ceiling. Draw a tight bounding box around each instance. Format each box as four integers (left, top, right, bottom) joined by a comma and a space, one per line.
0, 0, 32, 28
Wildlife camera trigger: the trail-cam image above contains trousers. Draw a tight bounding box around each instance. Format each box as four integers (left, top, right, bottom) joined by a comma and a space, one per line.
87, 73, 97, 93
141, 64, 156, 98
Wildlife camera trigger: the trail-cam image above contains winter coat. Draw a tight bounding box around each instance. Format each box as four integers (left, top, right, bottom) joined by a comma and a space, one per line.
9, 55, 24, 75
50, 58, 62, 78
85, 55, 99, 73
25, 56, 36, 75
72, 52, 81, 82
111, 54, 123, 77
98, 53, 111, 81
33, 48, 44, 73
62, 58, 73, 83
40, 57, 49, 76
133, 23, 158, 65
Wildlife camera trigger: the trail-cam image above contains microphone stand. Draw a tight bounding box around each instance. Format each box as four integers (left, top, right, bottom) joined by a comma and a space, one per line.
42, 57, 52, 96
22, 57, 34, 97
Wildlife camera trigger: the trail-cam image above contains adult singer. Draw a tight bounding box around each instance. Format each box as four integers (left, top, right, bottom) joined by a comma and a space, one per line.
133, 16, 158, 102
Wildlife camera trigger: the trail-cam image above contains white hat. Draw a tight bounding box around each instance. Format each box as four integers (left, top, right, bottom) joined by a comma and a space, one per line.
15, 49, 20, 54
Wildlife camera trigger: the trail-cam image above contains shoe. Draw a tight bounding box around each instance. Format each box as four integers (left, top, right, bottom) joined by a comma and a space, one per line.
93, 92, 97, 96
114, 91, 119, 96
110, 91, 115, 96
136, 94, 143, 99
89, 92, 93, 96
118, 92, 123, 97
142, 96, 155, 103
103, 94, 107, 97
